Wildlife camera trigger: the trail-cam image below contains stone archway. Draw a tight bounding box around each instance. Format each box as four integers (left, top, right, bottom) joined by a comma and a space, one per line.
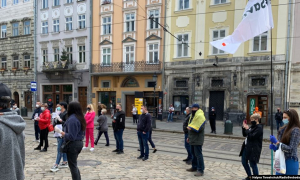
13, 92, 19, 108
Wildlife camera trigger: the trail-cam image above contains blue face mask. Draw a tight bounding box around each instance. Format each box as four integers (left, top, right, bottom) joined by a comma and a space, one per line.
283, 119, 289, 125
57, 107, 61, 111
184, 111, 186, 115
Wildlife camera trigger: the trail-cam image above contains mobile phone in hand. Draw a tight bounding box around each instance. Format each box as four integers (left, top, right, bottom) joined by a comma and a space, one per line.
244, 120, 247, 124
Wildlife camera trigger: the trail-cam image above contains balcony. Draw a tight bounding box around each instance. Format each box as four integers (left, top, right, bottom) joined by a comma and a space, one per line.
42, 61, 77, 72
92, 60, 161, 75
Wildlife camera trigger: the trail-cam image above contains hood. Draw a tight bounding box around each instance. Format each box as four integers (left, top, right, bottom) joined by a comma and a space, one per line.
0, 111, 26, 134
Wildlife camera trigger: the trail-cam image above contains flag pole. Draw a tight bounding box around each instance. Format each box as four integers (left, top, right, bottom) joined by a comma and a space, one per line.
270, 23, 274, 175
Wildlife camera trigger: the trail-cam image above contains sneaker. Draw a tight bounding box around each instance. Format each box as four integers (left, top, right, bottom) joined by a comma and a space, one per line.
116, 151, 124, 154
82, 147, 87, 151
153, 149, 157, 153
186, 168, 197, 172
59, 162, 68, 168
50, 165, 59, 172
137, 156, 144, 159
40, 149, 47, 152
142, 157, 148, 161
112, 149, 119, 152
53, 143, 58, 146
194, 172, 204, 177
90, 148, 95, 152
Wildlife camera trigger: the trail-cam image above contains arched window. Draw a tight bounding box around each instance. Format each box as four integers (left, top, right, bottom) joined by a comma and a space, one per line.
121, 77, 139, 87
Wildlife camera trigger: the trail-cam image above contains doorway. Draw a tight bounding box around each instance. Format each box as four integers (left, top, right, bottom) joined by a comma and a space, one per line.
78, 87, 87, 113
247, 95, 268, 125
24, 91, 32, 112
126, 95, 135, 117
209, 91, 225, 120
13, 92, 19, 108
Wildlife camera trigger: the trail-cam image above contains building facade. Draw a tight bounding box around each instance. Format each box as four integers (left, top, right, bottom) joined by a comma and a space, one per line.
164, 0, 289, 125
91, 0, 164, 118
36, 0, 91, 111
0, 0, 34, 110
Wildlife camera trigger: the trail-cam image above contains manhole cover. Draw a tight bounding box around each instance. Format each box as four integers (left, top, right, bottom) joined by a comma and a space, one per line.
77, 160, 101, 167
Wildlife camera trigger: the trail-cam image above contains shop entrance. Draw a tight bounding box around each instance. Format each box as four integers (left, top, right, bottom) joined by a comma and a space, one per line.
247, 95, 268, 125
126, 95, 135, 117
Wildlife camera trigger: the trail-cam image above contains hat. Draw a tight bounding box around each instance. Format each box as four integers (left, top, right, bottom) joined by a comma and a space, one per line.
0, 83, 11, 99
211, 107, 215, 109
48, 99, 52, 102
192, 104, 200, 109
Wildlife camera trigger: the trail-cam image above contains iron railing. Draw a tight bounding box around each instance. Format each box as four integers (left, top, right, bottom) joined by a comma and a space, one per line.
92, 61, 161, 73
42, 61, 77, 72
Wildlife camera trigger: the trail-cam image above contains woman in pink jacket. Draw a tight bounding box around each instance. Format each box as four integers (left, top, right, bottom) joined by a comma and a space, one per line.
83, 104, 96, 152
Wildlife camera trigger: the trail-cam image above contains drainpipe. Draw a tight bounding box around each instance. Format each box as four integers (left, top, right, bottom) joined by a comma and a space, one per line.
284, 0, 292, 110
33, 0, 37, 107
88, 0, 93, 104
162, 0, 167, 112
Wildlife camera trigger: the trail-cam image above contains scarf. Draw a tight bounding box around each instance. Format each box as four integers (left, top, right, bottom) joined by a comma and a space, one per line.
188, 109, 206, 132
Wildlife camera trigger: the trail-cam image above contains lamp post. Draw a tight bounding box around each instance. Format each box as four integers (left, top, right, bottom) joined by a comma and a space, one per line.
152, 72, 158, 128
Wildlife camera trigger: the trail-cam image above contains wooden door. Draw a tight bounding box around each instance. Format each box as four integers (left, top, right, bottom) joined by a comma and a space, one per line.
24, 91, 32, 111
78, 87, 87, 112
126, 95, 135, 117
13, 92, 19, 108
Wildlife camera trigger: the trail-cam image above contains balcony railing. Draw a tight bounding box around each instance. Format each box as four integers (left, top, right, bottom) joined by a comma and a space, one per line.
92, 61, 161, 74
42, 61, 77, 72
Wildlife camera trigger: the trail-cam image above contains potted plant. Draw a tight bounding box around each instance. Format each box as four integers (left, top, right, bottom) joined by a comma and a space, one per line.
60, 49, 69, 68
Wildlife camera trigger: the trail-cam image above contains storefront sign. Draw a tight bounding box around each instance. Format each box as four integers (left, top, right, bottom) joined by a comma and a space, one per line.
135, 98, 143, 115
98, 88, 113, 91
249, 98, 256, 115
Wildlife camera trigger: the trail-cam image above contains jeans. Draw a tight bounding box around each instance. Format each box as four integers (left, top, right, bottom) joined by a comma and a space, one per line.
241, 149, 259, 176
191, 145, 205, 173
85, 128, 94, 148
168, 113, 173, 122
184, 133, 192, 160
148, 130, 155, 148
66, 141, 83, 180
56, 137, 67, 165
34, 122, 40, 140
49, 108, 53, 113
276, 158, 299, 175
95, 131, 109, 145
114, 129, 124, 151
138, 131, 149, 158
39, 128, 49, 149
276, 120, 284, 131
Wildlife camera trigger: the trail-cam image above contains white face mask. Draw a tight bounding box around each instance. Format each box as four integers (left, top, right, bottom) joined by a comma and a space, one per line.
13, 106, 17, 108
36, 105, 40, 108
41, 107, 45, 111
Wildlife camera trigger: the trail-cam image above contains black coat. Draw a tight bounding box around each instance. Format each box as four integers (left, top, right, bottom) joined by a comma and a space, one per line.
239, 124, 263, 163
112, 110, 126, 131
275, 111, 283, 121
209, 111, 217, 120
183, 113, 191, 134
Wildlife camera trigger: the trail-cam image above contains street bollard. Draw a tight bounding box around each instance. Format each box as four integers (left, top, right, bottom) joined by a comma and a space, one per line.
224, 120, 233, 135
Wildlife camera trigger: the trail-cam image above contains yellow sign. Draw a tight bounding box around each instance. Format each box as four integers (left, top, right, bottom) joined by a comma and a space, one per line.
135, 98, 143, 115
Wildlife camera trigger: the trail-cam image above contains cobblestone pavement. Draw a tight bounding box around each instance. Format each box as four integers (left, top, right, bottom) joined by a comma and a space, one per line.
23, 121, 276, 180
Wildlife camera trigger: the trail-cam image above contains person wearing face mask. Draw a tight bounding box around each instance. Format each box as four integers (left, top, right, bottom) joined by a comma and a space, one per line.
239, 114, 263, 180
47, 99, 53, 113
269, 109, 300, 175
183, 106, 192, 165
137, 106, 152, 161
275, 108, 283, 131
209, 107, 217, 134
112, 104, 126, 154
11, 103, 20, 115
83, 104, 96, 152
32, 101, 42, 142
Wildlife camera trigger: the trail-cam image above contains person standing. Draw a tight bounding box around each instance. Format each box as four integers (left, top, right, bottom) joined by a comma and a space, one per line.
32, 101, 42, 142
270, 109, 300, 175
132, 104, 137, 124
94, 109, 109, 146
11, 103, 20, 115
83, 104, 96, 152
61, 101, 86, 180
137, 106, 152, 161
183, 106, 192, 165
0, 83, 26, 180
97, 102, 102, 116
148, 125, 157, 154
186, 104, 206, 177
240, 114, 263, 180
112, 104, 126, 154
34, 103, 51, 152
275, 108, 283, 131
109, 100, 115, 118
47, 99, 53, 113
209, 107, 217, 134
167, 104, 174, 122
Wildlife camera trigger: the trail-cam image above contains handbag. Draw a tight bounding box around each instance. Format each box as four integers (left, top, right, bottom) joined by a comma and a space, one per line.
96, 126, 101, 130
60, 141, 70, 153
273, 143, 286, 174
48, 124, 54, 132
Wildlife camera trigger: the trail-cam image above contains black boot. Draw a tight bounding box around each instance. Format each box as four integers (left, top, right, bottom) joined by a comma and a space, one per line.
94, 141, 97, 146
40, 148, 47, 152
34, 146, 41, 150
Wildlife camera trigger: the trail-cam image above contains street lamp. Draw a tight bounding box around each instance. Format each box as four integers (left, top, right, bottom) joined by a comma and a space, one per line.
152, 72, 157, 128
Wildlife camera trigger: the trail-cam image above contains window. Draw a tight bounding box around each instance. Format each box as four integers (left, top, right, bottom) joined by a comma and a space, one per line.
102, 82, 110, 88
214, 0, 226, 4
1, 0, 7, 7
66, 47, 72, 63
66, 0, 72, 3
53, 0, 59, 6
42, 0, 48, 8
23, 21, 30, 35
211, 80, 223, 87
53, 19, 59, 33
147, 81, 156, 88
148, 43, 159, 64
24, 55, 30, 68
79, 45, 85, 63
24, 0, 30, 2
13, 0, 18, 4
179, 0, 189, 10
1, 25, 6, 38
78, 14, 86, 29
125, 13, 135, 32
212, 30, 225, 54
66, 17, 72, 31
125, 45, 134, 63
177, 34, 189, 57
253, 31, 268, 52
176, 80, 187, 88
42, 49, 48, 65
13, 56, 19, 69
102, 16, 111, 35
102, 47, 111, 65
1, 57, 6, 69
252, 78, 265, 86
12, 23, 19, 36
54, 48, 59, 61
149, 10, 159, 29
42, 21, 48, 34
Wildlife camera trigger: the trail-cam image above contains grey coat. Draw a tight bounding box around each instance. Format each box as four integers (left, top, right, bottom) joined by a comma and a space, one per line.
97, 115, 108, 132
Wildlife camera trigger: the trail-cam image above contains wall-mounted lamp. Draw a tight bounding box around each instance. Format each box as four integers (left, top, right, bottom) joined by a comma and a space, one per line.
196, 76, 200, 87
233, 73, 237, 86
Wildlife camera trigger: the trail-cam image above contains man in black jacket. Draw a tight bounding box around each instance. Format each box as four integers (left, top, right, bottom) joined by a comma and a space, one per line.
137, 106, 152, 161
275, 108, 283, 131
32, 101, 42, 142
209, 107, 217, 134
183, 106, 192, 164
112, 104, 126, 154
47, 99, 53, 113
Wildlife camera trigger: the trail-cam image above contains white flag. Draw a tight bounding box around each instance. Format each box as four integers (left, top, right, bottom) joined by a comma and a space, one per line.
210, 0, 274, 54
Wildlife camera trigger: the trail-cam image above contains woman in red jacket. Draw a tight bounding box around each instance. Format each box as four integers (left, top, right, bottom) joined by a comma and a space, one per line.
34, 103, 51, 152
83, 104, 96, 152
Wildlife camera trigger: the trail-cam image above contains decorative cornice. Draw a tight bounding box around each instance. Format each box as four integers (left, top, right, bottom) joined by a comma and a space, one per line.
100, 39, 113, 45
0, 53, 6, 57
122, 37, 137, 43
22, 52, 30, 55
11, 52, 18, 57
0, 21, 8, 25
10, 19, 20, 23
145, 34, 162, 41
21, 17, 31, 22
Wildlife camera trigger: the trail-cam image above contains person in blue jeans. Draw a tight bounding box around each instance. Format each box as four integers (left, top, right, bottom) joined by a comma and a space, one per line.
112, 104, 126, 154
167, 104, 174, 122
183, 107, 192, 164
270, 109, 300, 175
137, 106, 152, 161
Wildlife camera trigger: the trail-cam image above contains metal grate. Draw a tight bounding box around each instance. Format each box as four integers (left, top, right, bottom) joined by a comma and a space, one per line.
176, 81, 187, 88
252, 78, 265, 86
211, 80, 223, 87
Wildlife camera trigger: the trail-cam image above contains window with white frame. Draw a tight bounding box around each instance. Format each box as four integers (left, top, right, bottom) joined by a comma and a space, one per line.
148, 43, 159, 64
53, 19, 59, 32
79, 45, 85, 63
102, 16, 111, 35
125, 13, 135, 32
42, 49, 48, 65
53, 0, 59, 6
212, 29, 225, 54
1, 25, 6, 38
54, 48, 59, 61
66, 46, 73, 63
78, 14, 86, 29
1, 57, 7, 69
66, 17, 72, 31
13, 56, 19, 69
12, 23, 19, 36
179, 0, 189, 10
214, 0, 226, 5
24, 55, 30, 68
42, 21, 48, 34
23, 21, 30, 35
149, 10, 159, 29
102, 47, 111, 65
177, 34, 189, 57
13, 0, 18, 4
1, 0, 7, 7
253, 31, 268, 52
125, 45, 134, 63
66, 0, 72, 3
42, 0, 48, 8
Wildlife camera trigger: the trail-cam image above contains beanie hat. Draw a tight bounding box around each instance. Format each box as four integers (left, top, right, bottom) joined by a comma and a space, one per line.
192, 104, 200, 109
